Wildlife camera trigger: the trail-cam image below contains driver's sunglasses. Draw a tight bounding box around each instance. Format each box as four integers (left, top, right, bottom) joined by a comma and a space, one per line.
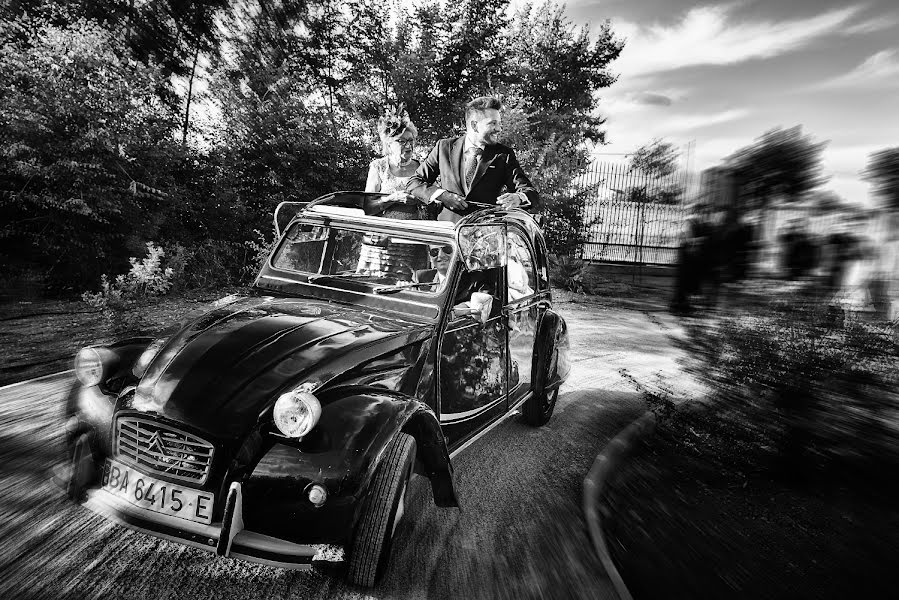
429, 245, 453, 257
394, 138, 415, 148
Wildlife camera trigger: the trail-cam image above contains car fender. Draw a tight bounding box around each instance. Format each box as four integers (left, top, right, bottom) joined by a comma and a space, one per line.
533, 309, 570, 389
316, 386, 458, 508
255, 386, 458, 509
66, 338, 154, 419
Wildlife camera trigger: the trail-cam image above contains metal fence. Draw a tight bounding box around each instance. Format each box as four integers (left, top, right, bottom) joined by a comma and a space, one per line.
575, 161, 691, 265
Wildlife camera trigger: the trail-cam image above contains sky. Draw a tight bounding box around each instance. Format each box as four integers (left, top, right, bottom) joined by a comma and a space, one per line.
555, 0, 899, 204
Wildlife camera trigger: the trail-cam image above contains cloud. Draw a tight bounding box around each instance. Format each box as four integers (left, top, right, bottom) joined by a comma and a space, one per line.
613, 5, 861, 78
661, 109, 750, 133
843, 14, 899, 35
817, 49, 899, 89
600, 86, 687, 115
633, 92, 673, 106
599, 107, 750, 158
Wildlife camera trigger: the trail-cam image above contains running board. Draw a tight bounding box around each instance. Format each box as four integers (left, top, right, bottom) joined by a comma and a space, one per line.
449, 392, 531, 460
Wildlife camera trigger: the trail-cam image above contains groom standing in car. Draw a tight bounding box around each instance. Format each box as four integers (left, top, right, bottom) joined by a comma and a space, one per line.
406, 96, 539, 223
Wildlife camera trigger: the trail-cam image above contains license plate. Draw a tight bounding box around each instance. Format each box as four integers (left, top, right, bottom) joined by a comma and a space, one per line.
101, 460, 215, 524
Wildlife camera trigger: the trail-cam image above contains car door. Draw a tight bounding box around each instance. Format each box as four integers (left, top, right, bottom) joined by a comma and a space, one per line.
505, 227, 540, 408
437, 264, 508, 449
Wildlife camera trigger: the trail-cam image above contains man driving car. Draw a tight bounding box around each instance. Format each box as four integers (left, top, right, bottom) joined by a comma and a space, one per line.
414, 245, 498, 318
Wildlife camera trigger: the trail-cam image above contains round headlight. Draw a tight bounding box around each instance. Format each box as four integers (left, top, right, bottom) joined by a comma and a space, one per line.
133, 339, 166, 378
273, 387, 322, 438
74, 347, 104, 387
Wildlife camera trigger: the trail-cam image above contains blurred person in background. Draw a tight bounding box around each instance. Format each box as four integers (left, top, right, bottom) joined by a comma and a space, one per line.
823, 216, 866, 294
715, 209, 758, 290
780, 219, 819, 280
824, 212, 875, 315
671, 205, 721, 315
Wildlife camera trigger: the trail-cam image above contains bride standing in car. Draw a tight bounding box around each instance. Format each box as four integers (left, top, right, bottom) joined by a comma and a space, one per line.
364, 104, 428, 218
358, 105, 429, 278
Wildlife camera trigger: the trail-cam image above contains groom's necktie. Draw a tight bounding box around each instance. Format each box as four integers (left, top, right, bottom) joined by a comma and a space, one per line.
464, 147, 483, 191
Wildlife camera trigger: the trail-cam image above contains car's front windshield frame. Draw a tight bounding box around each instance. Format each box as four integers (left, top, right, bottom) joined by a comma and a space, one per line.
256, 215, 458, 307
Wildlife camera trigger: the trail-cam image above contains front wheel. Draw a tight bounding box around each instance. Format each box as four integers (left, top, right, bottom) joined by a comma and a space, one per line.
346, 433, 416, 588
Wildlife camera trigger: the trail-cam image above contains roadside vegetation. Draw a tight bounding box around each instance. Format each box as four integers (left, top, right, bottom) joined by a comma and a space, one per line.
1, 0, 624, 301
603, 285, 899, 599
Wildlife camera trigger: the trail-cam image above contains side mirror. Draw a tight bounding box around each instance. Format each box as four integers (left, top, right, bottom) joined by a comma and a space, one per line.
458, 224, 507, 271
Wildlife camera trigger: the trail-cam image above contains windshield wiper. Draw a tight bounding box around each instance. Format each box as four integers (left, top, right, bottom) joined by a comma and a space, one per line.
374, 282, 438, 294
307, 271, 374, 283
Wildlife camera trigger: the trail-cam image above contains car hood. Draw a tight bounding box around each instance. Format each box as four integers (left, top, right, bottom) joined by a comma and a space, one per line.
127, 296, 431, 438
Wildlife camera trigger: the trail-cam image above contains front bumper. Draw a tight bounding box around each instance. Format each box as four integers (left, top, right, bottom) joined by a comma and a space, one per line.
80, 481, 317, 569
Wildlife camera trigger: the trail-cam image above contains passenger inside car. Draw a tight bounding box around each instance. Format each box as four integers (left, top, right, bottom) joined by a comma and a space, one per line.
507, 254, 533, 301
412, 244, 454, 292
413, 244, 501, 314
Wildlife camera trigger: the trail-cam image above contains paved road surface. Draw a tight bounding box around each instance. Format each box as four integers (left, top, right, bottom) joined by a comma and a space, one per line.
0, 303, 700, 600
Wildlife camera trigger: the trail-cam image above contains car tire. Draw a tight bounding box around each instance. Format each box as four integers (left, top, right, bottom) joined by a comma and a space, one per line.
67, 431, 97, 501
524, 345, 559, 426
346, 432, 416, 588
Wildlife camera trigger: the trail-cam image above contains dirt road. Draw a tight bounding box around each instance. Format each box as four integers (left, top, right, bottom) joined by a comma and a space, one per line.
0, 303, 699, 600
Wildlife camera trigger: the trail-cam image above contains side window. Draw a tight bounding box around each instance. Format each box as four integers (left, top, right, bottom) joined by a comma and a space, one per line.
507, 230, 537, 302
271, 224, 328, 273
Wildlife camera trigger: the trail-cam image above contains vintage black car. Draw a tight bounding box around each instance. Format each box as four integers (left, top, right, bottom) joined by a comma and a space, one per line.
61, 192, 570, 587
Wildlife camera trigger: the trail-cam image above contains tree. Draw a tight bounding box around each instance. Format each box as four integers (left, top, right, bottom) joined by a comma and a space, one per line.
206, 0, 373, 236
630, 139, 679, 178
0, 15, 186, 289
623, 139, 683, 205
433, 0, 509, 107
4, 0, 230, 144
864, 147, 899, 211
0, 0, 627, 295
503, 2, 622, 144
725, 126, 828, 210
498, 1, 624, 253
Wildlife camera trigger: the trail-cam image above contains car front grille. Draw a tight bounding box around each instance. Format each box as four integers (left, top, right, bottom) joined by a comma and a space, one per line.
115, 417, 214, 484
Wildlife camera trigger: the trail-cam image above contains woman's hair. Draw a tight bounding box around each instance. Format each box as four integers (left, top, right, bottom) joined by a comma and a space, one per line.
378, 103, 417, 155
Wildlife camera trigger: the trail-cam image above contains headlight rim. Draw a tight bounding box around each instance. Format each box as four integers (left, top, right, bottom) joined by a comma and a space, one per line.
74, 347, 105, 387
272, 384, 322, 439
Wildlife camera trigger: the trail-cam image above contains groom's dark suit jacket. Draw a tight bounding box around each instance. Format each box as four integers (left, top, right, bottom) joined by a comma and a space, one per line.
406, 135, 539, 218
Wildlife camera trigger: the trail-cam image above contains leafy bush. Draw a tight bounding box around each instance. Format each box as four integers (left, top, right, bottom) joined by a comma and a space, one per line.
690, 300, 899, 474
549, 254, 589, 293
81, 242, 174, 330
167, 240, 253, 290
0, 16, 184, 291
244, 228, 278, 279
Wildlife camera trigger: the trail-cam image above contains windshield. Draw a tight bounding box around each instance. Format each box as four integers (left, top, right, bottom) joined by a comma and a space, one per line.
270, 222, 455, 294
